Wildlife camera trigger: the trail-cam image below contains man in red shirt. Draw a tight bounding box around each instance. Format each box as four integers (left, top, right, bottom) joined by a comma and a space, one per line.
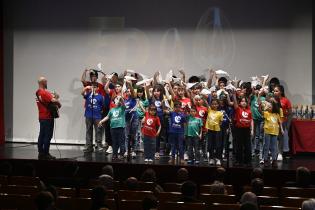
36, 77, 61, 160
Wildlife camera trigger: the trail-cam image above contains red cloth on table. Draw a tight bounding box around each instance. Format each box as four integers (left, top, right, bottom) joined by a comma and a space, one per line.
290, 119, 315, 154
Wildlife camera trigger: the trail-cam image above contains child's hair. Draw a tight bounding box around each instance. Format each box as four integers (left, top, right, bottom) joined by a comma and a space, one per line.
275, 84, 285, 97
137, 86, 146, 100
238, 96, 248, 105
152, 84, 164, 101
148, 104, 157, 115
271, 100, 281, 114
210, 98, 219, 105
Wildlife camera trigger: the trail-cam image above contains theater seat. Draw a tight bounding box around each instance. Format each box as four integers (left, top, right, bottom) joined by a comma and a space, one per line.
281, 187, 315, 198
210, 203, 241, 210
163, 182, 182, 192
158, 201, 207, 210
282, 197, 309, 207
200, 184, 234, 195
199, 194, 237, 204
260, 205, 300, 210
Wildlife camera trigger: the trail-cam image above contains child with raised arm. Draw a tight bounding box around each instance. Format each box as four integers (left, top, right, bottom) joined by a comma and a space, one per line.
99, 96, 126, 161
232, 91, 253, 166
205, 99, 224, 166
141, 105, 161, 162
260, 98, 284, 167
124, 80, 138, 158
186, 107, 203, 164
81, 83, 104, 153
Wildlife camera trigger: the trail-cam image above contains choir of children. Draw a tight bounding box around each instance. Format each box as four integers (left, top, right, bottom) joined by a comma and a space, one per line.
80, 68, 292, 167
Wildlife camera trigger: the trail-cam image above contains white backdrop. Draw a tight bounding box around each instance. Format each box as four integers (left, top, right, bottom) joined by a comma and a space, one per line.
4, 1, 312, 143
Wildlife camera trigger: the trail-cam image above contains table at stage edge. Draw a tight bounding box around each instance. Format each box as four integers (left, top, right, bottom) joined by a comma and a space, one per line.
290, 119, 315, 154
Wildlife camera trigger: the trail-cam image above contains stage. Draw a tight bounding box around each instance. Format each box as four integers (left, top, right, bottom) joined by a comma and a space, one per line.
1, 142, 315, 189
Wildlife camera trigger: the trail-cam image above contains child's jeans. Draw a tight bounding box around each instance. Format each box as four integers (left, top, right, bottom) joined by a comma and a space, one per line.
111, 127, 125, 157
143, 135, 156, 160
263, 133, 278, 161
187, 136, 200, 161
169, 133, 184, 159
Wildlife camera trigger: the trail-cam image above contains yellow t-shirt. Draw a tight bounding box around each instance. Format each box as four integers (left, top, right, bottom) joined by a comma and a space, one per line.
264, 111, 281, 135
205, 108, 223, 131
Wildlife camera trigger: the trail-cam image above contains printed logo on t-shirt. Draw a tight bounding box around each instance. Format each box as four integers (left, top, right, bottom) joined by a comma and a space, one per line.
113, 110, 119, 117
242, 111, 249, 118
271, 116, 277, 123
147, 118, 153, 125
175, 116, 181, 123
90, 98, 97, 105
155, 101, 161, 107
255, 102, 259, 107
199, 110, 205, 117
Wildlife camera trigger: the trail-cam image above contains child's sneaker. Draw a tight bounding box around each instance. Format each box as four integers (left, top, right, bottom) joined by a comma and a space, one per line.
277, 153, 283, 161
105, 146, 113, 154
209, 159, 215, 165
148, 159, 153, 163
216, 159, 221, 166
184, 153, 189, 161
259, 159, 264, 164
144, 159, 149, 162
131, 151, 137, 158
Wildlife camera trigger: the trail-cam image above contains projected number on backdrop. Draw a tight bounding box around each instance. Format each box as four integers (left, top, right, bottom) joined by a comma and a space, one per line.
193, 7, 235, 69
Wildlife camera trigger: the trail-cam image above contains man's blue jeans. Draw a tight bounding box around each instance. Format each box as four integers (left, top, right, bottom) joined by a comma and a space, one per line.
38, 119, 54, 154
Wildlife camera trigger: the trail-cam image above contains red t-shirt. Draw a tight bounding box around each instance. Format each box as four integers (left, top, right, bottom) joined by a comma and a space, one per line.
196, 105, 208, 131
141, 112, 161, 137
234, 107, 252, 128
36, 88, 53, 120
280, 97, 292, 122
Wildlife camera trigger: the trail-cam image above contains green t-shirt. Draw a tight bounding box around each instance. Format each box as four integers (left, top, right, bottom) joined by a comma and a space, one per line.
108, 106, 126, 128
186, 116, 203, 137
250, 95, 265, 121
136, 99, 149, 119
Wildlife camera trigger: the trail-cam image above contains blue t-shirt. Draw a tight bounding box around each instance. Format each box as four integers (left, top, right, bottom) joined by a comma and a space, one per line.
149, 98, 163, 118
84, 92, 104, 119
219, 105, 233, 128
124, 97, 137, 119
169, 111, 186, 134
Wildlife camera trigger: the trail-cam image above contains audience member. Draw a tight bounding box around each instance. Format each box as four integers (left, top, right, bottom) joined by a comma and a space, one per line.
91, 186, 110, 210
251, 178, 264, 196
286, 166, 314, 188
179, 181, 200, 203
125, 177, 139, 191
250, 167, 264, 180
213, 167, 226, 183
35, 191, 56, 210
142, 195, 158, 210
209, 182, 227, 194
176, 168, 189, 183
302, 198, 315, 210
100, 165, 114, 178
140, 168, 164, 193
240, 192, 257, 206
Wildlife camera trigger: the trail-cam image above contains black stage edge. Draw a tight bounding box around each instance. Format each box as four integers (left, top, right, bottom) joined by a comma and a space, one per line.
1, 143, 315, 189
